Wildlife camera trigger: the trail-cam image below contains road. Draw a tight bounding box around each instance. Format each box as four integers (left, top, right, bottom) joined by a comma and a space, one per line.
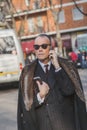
0, 87, 18, 130
78, 68, 87, 88
78, 68, 87, 110
0, 69, 87, 130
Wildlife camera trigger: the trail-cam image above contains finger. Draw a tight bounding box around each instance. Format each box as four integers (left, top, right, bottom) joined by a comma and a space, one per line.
36, 81, 41, 89
49, 54, 53, 59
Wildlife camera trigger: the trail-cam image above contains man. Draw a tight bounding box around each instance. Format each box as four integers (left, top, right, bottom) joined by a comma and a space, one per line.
17, 34, 87, 130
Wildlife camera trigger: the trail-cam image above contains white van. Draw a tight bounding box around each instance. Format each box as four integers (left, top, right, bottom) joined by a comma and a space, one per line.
0, 29, 25, 84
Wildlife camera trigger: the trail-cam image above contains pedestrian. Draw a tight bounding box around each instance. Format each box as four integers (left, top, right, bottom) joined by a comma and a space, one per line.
77, 50, 82, 68
17, 33, 87, 130
68, 51, 78, 67
81, 51, 87, 69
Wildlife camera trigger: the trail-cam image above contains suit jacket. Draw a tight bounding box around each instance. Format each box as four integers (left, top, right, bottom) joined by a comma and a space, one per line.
17, 57, 87, 130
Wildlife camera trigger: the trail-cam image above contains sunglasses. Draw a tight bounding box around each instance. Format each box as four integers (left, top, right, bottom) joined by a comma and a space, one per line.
34, 44, 50, 50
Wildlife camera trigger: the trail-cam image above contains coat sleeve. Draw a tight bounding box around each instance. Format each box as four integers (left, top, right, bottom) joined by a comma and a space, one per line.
74, 94, 87, 130
55, 69, 75, 96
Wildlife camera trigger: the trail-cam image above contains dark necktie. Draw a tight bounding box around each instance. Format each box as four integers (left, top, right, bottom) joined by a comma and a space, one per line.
44, 64, 49, 74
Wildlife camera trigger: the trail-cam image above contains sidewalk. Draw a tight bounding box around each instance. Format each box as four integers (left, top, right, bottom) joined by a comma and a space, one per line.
78, 68, 87, 111
78, 68, 87, 89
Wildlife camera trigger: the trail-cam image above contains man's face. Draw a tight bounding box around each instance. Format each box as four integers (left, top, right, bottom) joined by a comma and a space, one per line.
34, 36, 51, 63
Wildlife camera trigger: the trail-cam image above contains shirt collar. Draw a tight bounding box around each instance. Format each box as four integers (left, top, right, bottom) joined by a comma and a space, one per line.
38, 60, 51, 72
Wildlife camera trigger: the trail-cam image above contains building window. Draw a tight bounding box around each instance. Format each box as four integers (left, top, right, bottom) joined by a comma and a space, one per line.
72, 7, 83, 20
28, 18, 35, 33
33, 0, 41, 9
37, 16, 43, 27
37, 16, 43, 33
59, 10, 65, 23
25, 0, 30, 6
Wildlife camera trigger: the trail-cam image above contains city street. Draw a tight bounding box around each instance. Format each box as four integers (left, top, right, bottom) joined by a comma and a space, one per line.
78, 68, 87, 110
78, 68, 87, 93
0, 87, 18, 130
0, 0, 87, 130
78, 68, 87, 89
0, 69, 87, 130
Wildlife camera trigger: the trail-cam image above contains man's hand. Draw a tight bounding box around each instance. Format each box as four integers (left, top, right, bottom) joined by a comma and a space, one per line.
36, 81, 50, 99
49, 50, 60, 69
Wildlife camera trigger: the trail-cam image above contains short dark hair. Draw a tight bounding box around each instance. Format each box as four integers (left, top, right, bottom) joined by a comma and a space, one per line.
35, 33, 51, 44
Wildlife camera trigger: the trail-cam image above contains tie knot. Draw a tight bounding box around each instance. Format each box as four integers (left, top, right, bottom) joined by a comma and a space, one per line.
44, 64, 49, 74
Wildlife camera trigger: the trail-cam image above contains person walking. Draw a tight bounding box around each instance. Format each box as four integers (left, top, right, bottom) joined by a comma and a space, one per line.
17, 33, 87, 130
68, 51, 78, 67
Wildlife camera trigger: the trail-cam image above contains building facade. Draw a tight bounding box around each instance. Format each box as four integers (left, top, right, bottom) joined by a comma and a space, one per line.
5, 0, 87, 56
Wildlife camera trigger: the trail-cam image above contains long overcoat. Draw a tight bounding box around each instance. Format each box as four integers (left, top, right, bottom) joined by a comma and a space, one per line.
17, 57, 87, 130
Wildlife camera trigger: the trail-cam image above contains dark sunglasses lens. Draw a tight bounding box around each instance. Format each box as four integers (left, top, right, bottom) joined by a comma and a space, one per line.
42, 44, 48, 49
34, 44, 50, 50
34, 45, 39, 50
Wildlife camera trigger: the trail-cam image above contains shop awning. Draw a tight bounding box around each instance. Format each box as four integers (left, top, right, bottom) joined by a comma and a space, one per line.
21, 40, 34, 54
